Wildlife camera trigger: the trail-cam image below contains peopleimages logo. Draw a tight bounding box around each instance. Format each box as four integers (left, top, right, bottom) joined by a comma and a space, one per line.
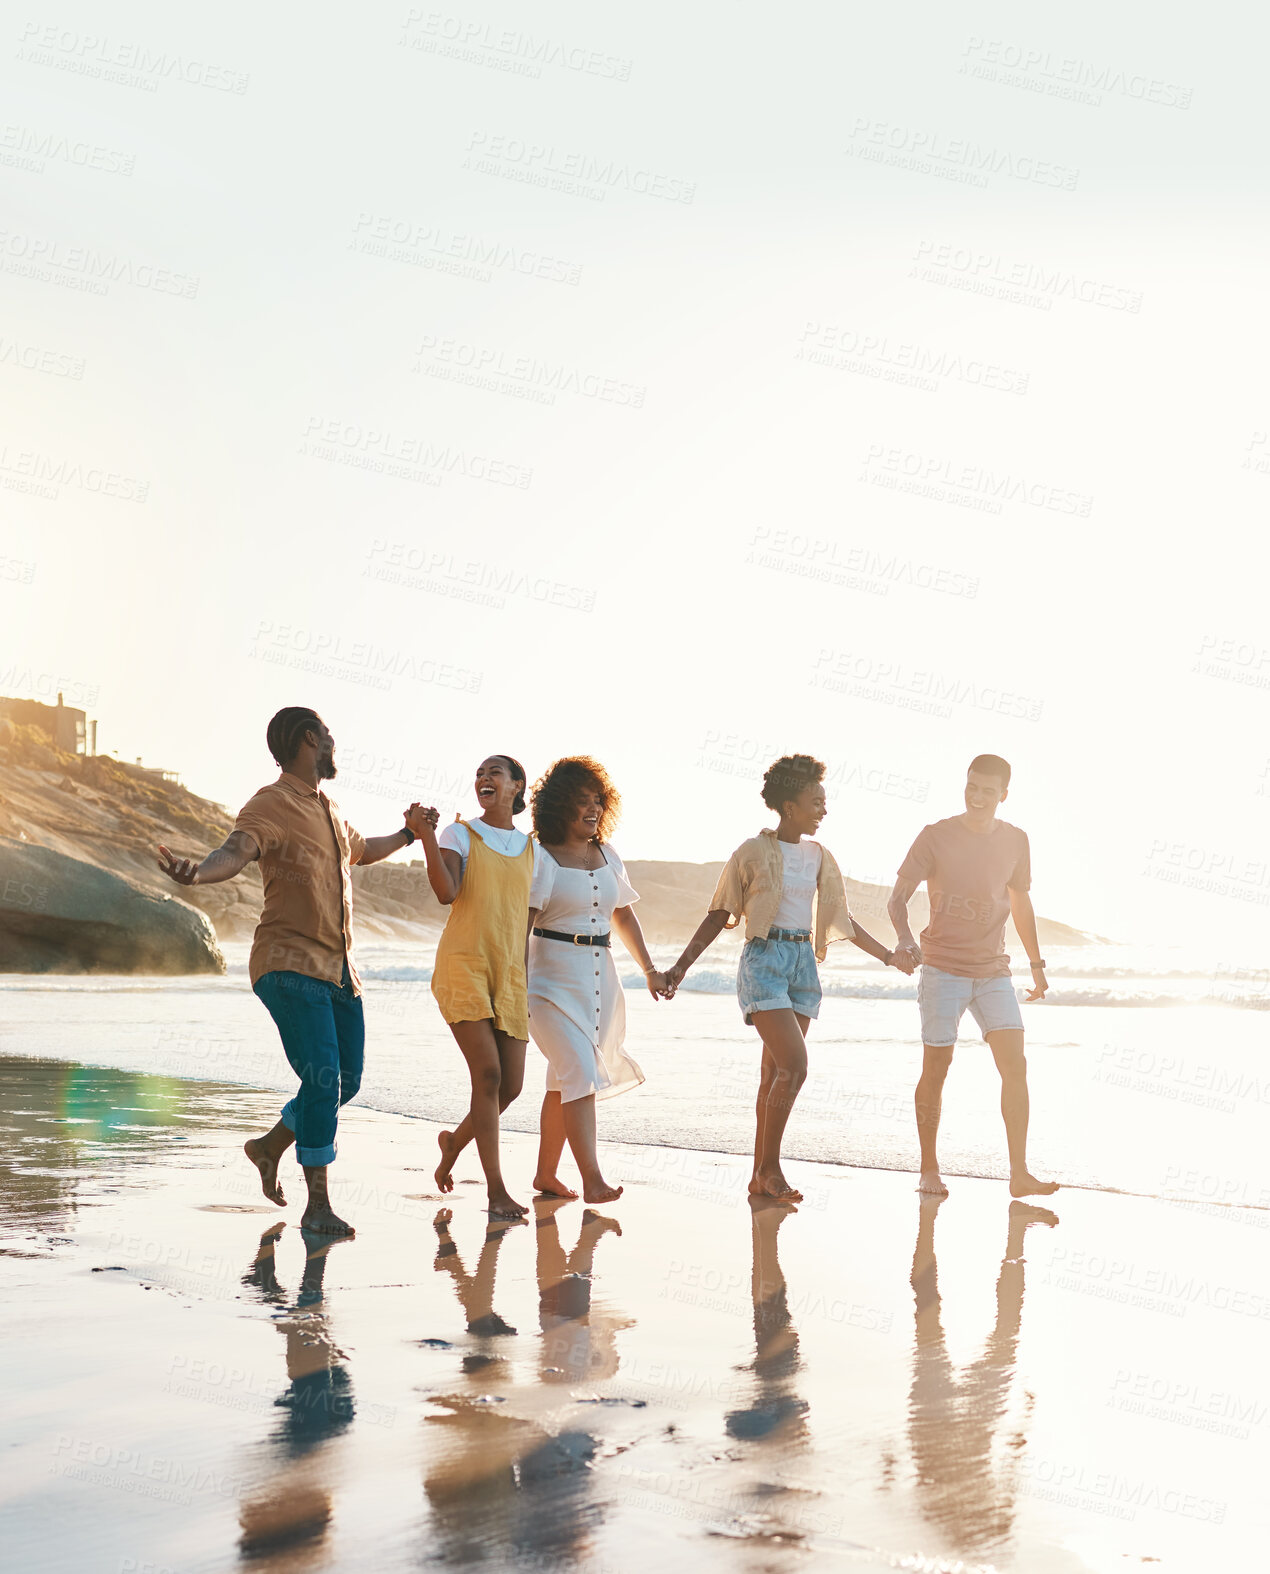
846, 118, 1078, 190
400, 10, 633, 82
16, 22, 250, 93
299, 416, 533, 490
960, 36, 1192, 109
0, 229, 199, 298
860, 444, 1093, 518
911, 240, 1143, 314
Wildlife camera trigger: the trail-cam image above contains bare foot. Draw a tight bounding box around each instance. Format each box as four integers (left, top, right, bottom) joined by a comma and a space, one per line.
582, 1179, 624, 1204
1009, 1199, 1059, 1228
241, 1222, 286, 1295
435, 1131, 457, 1194
581, 1208, 622, 1236
1010, 1172, 1059, 1198
300, 1203, 355, 1237
918, 1170, 949, 1196
533, 1174, 580, 1200
244, 1137, 286, 1206
487, 1190, 528, 1220
749, 1172, 803, 1203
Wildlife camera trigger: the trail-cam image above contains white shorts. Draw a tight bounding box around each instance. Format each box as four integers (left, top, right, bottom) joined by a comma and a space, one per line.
918, 964, 1024, 1047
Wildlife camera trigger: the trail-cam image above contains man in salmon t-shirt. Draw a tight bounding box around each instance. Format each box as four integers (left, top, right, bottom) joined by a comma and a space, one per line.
887, 754, 1057, 1199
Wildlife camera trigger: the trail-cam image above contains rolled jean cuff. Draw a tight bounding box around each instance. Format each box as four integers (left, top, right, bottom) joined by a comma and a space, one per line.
280, 1100, 336, 1167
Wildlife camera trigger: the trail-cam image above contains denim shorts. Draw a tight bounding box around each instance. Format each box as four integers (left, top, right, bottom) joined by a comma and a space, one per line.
737, 932, 822, 1024
918, 964, 1023, 1047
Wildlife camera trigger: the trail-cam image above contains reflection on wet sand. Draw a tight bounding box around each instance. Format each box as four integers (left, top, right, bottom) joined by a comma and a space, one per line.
237, 1224, 355, 1565
0, 1057, 207, 1242
726, 1197, 808, 1447
536, 1199, 631, 1384
908, 1196, 1058, 1559
423, 1201, 629, 1568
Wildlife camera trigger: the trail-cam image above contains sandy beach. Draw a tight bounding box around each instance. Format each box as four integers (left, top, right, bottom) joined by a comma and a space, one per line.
2, 1052, 1265, 1574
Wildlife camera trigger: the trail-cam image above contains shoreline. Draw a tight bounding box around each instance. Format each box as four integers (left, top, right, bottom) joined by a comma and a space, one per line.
4, 1052, 1267, 1573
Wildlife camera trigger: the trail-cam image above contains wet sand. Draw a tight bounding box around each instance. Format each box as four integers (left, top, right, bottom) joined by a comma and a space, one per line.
2, 1055, 1266, 1574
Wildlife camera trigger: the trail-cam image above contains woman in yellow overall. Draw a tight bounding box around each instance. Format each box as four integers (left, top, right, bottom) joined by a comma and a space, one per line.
410, 755, 541, 1219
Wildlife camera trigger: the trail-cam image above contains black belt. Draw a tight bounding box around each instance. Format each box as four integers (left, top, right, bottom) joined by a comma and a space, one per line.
532, 928, 612, 947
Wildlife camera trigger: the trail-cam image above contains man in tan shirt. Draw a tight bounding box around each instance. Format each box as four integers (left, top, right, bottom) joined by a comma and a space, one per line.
888, 754, 1057, 1200
158, 706, 419, 1235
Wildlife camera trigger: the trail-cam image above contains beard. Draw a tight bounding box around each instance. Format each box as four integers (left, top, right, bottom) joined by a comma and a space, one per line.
317, 751, 337, 780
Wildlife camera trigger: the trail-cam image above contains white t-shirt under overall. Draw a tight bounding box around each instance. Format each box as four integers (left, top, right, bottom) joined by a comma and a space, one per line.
437, 819, 543, 882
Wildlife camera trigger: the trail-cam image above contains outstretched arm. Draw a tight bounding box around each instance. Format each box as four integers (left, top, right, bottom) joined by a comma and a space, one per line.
664, 909, 731, 995
611, 904, 669, 999
157, 830, 260, 887
359, 804, 424, 866
1008, 889, 1047, 1000
887, 875, 922, 966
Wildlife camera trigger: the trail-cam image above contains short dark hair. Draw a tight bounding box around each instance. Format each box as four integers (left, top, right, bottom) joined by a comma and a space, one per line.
968, 753, 1011, 789
531, 756, 620, 844
761, 753, 826, 812
266, 707, 322, 767
494, 754, 528, 815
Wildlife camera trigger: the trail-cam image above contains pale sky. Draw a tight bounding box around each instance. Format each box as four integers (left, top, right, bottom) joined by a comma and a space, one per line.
3, 1, 1268, 949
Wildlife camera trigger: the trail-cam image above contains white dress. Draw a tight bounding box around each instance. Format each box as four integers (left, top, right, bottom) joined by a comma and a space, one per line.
527, 844, 645, 1103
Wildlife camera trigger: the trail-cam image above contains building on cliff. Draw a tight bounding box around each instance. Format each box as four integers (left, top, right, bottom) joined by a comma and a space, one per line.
0, 692, 95, 755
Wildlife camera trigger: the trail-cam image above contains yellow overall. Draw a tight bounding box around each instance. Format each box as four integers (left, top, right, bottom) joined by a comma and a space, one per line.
430, 821, 533, 1038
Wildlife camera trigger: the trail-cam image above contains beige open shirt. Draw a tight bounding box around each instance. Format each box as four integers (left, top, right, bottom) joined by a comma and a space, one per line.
708, 828, 857, 961
233, 773, 366, 993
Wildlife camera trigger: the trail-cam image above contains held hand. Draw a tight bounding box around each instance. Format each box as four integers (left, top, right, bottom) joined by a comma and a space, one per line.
661, 963, 685, 999
157, 844, 199, 886
892, 943, 921, 975
1025, 967, 1048, 1002
406, 803, 440, 838
645, 969, 670, 999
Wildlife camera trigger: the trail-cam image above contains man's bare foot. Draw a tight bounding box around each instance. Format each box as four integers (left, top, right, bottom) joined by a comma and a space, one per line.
582, 1179, 623, 1204
1010, 1172, 1059, 1198
487, 1190, 528, 1220
533, 1174, 580, 1200
300, 1203, 355, 1237
918, 1170, 949, 1196
242, 1222, 286, 1295
435, 1131, 457, 1193
244, 1138, 286, 1206
749, 1171, 803, 1203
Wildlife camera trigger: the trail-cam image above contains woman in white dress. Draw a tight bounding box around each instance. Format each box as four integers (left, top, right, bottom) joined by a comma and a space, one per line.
527, 757, 668, 1203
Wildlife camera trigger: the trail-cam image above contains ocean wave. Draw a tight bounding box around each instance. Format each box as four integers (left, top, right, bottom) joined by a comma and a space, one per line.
358, 964, 434, 984
616, 969, 1270, 1012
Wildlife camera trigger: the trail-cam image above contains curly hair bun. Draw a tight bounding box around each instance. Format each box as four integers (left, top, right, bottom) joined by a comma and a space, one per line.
761, 753, 825, 811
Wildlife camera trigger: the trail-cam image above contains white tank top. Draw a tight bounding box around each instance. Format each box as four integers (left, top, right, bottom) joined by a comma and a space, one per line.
772, 840, 821, 930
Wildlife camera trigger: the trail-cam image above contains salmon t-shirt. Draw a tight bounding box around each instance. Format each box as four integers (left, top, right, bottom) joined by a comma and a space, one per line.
896, 817, 1031, 979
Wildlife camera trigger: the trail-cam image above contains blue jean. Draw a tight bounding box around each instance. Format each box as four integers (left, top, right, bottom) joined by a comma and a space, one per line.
253, 966, 365, 1166
737, 933, 822, 1025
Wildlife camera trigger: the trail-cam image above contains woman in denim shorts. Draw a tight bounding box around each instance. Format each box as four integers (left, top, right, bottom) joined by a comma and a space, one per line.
665, 754, 912, 1203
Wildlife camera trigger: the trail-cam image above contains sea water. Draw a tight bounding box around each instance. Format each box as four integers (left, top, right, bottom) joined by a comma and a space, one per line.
0, 940, 1265, 1211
